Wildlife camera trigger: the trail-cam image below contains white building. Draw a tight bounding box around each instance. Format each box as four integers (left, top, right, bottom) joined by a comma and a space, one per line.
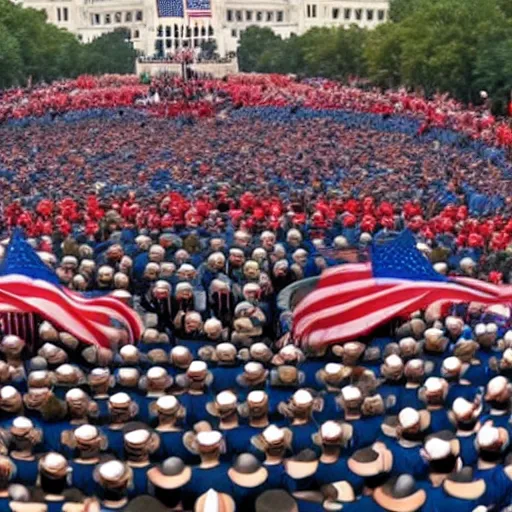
18, 0, 389, 57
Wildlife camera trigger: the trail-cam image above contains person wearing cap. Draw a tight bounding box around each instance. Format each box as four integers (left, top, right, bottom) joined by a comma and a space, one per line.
268, 366, 306, 413
384, 408, 430, 479
450, 398, 481, 467
0, 385, 24, 422
312, 421, 363, 492
206, 391, 239, 431
137, 367, 173, 424
87, 368, 115, 425
60, 424, 108, 496
147, 457, 193, 509
379, 355, 405, 415
175, 360, 213, 427
236, 362, 269, 401
451, 338, 488, 387
182, 430, 232, 506
422, 433, 462, 488
140, 280, 173, 334
419, 377, 453, 433
206, 343, 244, 395
422, 328, 450, 372
442, 356, 479, 408
398, 359, 429, 411
251, 425, 292, 488
33, 452, 84, 511
255, 490, 299, 512
151, 395, 196, 464
8, 416, 41, 487
105, 393, 139, 457
278, 390, 322, 454
336, 385, 381, 449
481, 375, 512, 433
122, 425, 159, 498
227, 453, 269, 512
94, 460, 132, 512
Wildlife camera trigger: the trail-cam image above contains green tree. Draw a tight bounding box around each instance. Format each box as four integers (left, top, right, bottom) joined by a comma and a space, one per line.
237, 26, 282, 72
0, 22, 23, 88
365, 23, 403, 88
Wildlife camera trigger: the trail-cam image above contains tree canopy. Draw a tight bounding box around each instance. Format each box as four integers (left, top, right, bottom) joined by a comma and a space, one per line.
0, 0, 137, 88
238, 0, 512, 110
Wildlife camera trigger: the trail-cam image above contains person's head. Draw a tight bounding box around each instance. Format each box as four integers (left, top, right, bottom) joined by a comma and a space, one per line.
94, 460, 132, 502
256, 490, 298, 512
39, 453, 70, 495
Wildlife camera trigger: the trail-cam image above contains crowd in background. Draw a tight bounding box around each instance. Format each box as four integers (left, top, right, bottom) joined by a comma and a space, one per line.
0, 74, 511, 511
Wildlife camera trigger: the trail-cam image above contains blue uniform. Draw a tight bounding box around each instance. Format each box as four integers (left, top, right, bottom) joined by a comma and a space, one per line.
386, 439, 429, 479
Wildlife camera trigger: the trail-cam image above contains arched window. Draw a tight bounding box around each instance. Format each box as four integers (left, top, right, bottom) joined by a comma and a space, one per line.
193, 24, 199, 37
208, 26, 214, 36
201, 26, 206, 37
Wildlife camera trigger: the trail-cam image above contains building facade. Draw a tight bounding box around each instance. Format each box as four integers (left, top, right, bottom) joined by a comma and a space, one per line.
18, 0, 389, 57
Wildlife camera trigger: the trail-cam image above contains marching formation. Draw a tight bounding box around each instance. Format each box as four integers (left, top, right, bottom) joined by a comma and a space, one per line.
0, 74, 512, 511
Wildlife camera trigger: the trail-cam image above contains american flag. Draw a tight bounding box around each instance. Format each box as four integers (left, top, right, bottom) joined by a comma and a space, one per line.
0, 230, 143, 349
157, 0, 184, 17
186, 0, 211, 17
293, 230, 512, 350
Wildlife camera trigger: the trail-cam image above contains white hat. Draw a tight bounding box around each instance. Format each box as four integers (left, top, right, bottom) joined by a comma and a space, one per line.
147, 367, 167, 380
188, 361, 207, 374
0, 386, 17, 399
74, 424, 98, 441
293, 389, 313, 406
424, 377, 443, 392
460, 257, 475, 269
477, 426, 499, 448
156, 395, 178, 411
398, 408, 420, 429
325, 363, 343, 375
486, 323, 498, 334
262, 425, 284, 444
424, 438, 451, 460
65, 388, 86, 401
2, 335, 23, 348
171, 346, 190, 357
120, 345, 138, 357
109, 392, 130, 406
248, 390, 266, 404
442, 357, 462, 373
43, 453, 67, 471
56, 364, 75, 376
99, 460, 126, 480
216, 391, 237, 407
30, 370, 48, 381
197, 431, 222, 447
91, 368, 110, 378
487, 376, 507, 396
245, 362, 264, 374
124, 429, 150, 445
321, 421, 342, 441
118, 368, 139, 380
475, 324, 486, 336
505, 331, 512, 344
12, 417, 33, 430
341, 386, 362, 402
385, 354, 403, 369
452, 398, 474, 418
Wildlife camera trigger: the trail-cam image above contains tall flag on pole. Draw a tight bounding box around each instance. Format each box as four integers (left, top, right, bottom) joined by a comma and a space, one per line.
186, 0, 211, 17
293, 230, 512, 350
157, 0, 184, 17
0, 230, 143, 349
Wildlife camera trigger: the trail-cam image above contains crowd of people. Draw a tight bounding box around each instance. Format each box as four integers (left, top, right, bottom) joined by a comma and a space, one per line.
0, 74, 512, 511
